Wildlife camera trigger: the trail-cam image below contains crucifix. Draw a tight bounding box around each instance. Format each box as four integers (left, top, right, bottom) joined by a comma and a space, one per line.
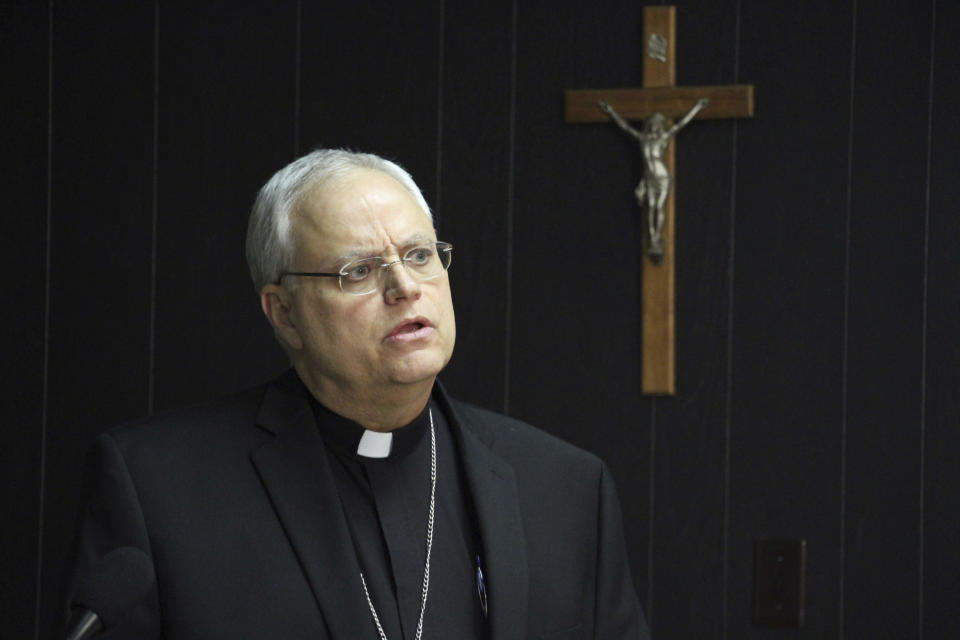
564, 5, 754, 395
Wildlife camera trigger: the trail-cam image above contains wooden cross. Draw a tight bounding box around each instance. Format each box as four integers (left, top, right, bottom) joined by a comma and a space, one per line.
564, 5, 754, 395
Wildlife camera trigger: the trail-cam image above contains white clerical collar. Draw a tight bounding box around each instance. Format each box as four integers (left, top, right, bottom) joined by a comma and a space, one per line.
356, 430, 393, 458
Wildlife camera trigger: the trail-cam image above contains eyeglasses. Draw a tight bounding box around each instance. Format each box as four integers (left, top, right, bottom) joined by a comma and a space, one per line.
279, 241, 453, 295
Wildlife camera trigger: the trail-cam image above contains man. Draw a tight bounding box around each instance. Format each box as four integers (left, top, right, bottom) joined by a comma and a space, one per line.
65, 149, 650, 639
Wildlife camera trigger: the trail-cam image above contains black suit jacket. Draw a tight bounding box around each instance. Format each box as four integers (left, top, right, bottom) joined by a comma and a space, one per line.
65, 371, 649, 639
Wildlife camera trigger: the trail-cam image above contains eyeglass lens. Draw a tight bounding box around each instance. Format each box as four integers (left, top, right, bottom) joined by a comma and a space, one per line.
339, 243, 452, 295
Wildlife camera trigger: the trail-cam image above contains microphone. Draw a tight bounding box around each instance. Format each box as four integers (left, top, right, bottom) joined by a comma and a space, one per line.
64, 546, 155, 640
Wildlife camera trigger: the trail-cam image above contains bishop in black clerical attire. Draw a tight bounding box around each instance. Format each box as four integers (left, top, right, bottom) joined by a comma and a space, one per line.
63, 149, 651, 639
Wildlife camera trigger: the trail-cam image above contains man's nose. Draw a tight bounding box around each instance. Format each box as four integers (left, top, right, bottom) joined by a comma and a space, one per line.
383, 261, 421, 303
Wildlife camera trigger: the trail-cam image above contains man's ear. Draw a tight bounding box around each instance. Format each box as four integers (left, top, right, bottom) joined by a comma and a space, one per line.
260, 284, 303, 351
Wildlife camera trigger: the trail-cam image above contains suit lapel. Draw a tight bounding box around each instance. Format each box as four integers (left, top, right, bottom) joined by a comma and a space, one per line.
250, 374, 371, 639
250, 373, 531, 640
437, 388, 529, 640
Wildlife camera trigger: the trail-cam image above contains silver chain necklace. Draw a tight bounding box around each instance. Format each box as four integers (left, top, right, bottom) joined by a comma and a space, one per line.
359, 408, 436, 640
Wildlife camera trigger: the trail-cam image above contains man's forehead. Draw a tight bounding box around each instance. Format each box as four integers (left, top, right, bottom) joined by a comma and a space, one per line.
295, 168, 429, 225
292, 191, 434, 242
329, 231, 436, 263
291, 170, 435, 265
301, 166, 413, 207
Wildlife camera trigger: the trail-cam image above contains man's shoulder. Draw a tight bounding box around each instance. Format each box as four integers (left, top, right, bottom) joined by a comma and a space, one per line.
447, 397, 604, 472
104, 380, 270, 454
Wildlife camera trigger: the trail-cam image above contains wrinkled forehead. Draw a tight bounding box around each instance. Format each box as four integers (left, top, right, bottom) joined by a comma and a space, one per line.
289, 167, 435, 260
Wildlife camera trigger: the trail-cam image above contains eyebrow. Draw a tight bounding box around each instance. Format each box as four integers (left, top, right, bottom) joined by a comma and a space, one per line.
330, 233, 435, 265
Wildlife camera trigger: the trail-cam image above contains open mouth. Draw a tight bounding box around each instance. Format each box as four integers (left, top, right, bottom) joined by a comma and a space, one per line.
386, 318, 433, 343
395, 321, 424, 335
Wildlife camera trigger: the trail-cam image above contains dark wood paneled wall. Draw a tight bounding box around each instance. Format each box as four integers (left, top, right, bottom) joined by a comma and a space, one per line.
731, 2, 851, 636
2, 2, 956, 638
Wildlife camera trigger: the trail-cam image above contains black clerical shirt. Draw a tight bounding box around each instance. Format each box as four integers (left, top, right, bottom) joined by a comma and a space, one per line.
312, 395, 486, 640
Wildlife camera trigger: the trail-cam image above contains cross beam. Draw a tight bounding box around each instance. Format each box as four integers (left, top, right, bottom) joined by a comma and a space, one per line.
565, 85, 753, 123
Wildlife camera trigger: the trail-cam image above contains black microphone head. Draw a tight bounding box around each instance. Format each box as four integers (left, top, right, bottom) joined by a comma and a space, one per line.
72, 546, 155, 629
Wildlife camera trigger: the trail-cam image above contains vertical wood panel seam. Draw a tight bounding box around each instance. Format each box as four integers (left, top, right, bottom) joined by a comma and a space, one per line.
293, 0, 302, 157
839, 3, 858, 637
918, 2, 936, 636
721, 1, 742, 637
647, 400, 656, 625
35, 2, 54, 637
502, 0, 517, 414
148, 0, 159, 415
434, 0, 444, 219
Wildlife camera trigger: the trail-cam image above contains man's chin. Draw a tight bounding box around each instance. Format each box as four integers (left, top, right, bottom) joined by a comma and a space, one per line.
386, 351, 449, 386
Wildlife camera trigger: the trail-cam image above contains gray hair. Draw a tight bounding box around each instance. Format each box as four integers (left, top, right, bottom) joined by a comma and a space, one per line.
245, 148, 433, 292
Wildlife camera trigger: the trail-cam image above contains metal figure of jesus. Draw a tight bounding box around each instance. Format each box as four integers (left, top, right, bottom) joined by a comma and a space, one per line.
598, 98, 708, 264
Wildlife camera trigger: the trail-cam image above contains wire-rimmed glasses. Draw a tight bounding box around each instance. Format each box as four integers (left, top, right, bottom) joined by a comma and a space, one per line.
279, 241, 453, 295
